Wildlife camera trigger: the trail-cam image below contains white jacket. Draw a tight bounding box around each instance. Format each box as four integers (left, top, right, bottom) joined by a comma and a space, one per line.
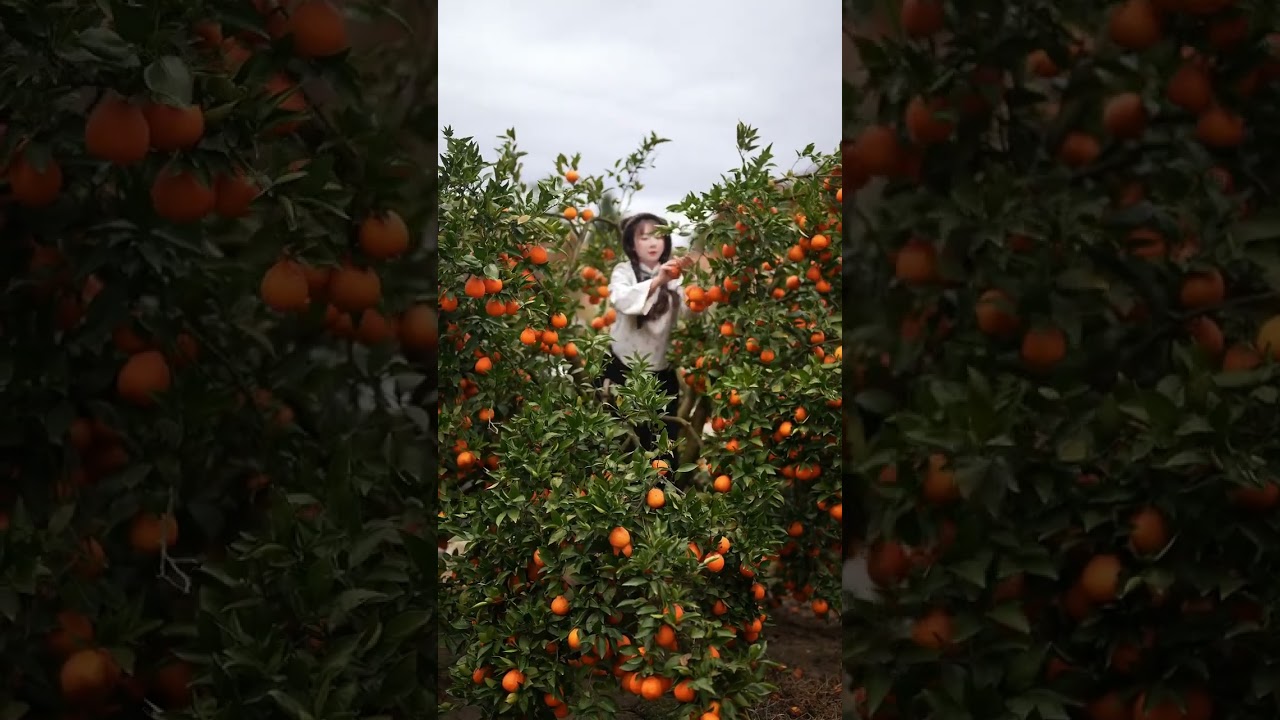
608, 261, 684, 371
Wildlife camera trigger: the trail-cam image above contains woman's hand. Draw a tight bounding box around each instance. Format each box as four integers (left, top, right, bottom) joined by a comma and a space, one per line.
659, 260, 684, 280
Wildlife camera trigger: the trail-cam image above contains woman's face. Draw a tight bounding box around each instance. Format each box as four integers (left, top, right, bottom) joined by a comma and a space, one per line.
634, 221, 665, 265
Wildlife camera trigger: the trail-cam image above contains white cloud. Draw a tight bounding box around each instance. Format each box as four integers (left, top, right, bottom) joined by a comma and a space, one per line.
439, 0, 840, 242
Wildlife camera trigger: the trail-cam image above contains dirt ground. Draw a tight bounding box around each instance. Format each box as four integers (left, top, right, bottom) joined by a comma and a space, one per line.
438, 599, 841, 720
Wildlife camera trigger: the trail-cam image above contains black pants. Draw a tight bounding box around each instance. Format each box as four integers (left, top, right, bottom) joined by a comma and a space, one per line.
599, 353, 681, 459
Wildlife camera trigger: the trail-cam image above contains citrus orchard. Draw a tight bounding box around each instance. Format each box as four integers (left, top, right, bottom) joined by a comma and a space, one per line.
849, 0, 1280, 717
439, 126, 841, 719
0, 1, 434, 718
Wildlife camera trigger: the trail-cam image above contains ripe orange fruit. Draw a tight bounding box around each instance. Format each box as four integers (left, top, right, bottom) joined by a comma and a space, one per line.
260, 259, 310, 312
47, 611, 94, 658
1058, 132, 1101, 167
1108, 0, 1162, 50
1196, 105, 1245, 148
1179, 268, 1224, 308
117, 350, 172, 406
673, 680, 695, 703
1026, 49, 1060, 78
1080, 554, 1123, 602
1233, 480, 1280, 509
329, 265, 382, 311
359, 210, 410, 259
1020, 325, 1067, 372
7, 150, 63, 207
565, 169, 579, 183
849, 125, 900, 177
646, 488, 665, 508
1130, 507, 1168, 555
474, 357, 492, 374
900, 0, 944, 37
151, 166, 216, 223
551, 595, 570, 615
713, 475, 730, 492
1167, 61, 1214, 112
563, 206, 578, 220
640, 676, 664, 700
399, 305, 438, 352
910, 609, 954, 649
703, 553, 725, 572
905, 96, 954, 145
895, 239, 937, 285
150, 660, 194, 709
213, 169, 260, 218
85, 93, 150, 165
464, 276, 486, 298
128, 512, 178, 554
1255, 315, 1280, 359
609, 526, 631, 549
922, 453, 959, 505
1186, 316, 1224, 357
263, 73, 308, 135
528, 245, 549, 264
975, 289, 1018, 336
143, 102, 205, 150
550, 313, 568, 329
60, 648, 118, 703
288, 0, 349, 58
1103, 92, 1147, 138
500, 669, 524, 692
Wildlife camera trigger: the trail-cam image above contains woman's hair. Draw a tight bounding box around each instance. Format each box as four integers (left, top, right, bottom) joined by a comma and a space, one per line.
621, 213, 678, 329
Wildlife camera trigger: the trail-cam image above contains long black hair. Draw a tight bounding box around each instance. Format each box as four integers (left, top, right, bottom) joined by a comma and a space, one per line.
621, 213, 678, 329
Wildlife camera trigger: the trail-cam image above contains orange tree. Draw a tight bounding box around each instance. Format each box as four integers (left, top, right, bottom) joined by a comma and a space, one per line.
848, 0, 1280, 718
0, 1, 434, 719
438, 125, 841, 719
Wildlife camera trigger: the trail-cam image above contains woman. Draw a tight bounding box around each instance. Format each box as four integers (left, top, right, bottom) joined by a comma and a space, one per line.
601, 212, 694, 453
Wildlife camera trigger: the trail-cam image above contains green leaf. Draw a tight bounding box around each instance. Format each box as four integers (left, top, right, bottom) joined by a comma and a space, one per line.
77, 27, 138, 66
987, 603, 1030, 634
267, 690, 316, 720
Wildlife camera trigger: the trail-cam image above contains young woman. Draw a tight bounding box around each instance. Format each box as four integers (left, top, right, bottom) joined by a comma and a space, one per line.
601, 212, 695, 453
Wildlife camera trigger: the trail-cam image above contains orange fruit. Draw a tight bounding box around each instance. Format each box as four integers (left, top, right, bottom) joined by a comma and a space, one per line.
703, 553, 725, 572
399, 305, 438, 352
1080, 554, 1123, 602
609, 527, 631, 549
1020, 325, 1067, 372
358, 210, 410, 259
1129, 507, 1168, 555
565, 169, 579, 183
528, 245, 549, 264
910, 609, 954, 649
151, 166, 216, 223
1255, 315, 1280, 359
60, 649, 118, 703
975, 289, 1018, 336
117, 351, 172, 406
905, 95, 954, 145
85, 93, 150, 165
1167, 61, 1214, 113
1058, 132, 1101, 167
1026, 49, 1060, 78
895, 239, 937, 284
900, 0, 944, 37
640, 676, 664, 700
713, 475, 731, 493
329, 265, 382, 311
1103, 92, 1147, 138
673, 680, 695, 703
213, 169, 260, 218
1196, 105, 1245, 148
260, 259, 310, 312
922, 453, 959, 505
567, 628, 582, 650
263, 73, 308, 135
849, 125, 900, 177
1179, 268, 1224, 308
646, 488, 665, 508
500, 669, 524, 693
143, 102, 205, 150
1187, 316, 1224, 357
7, 149, 63, 207
150, 660, 194, 709
563, 206, 578, 220
128, 512, 178, 554
1233, 480, 1280, 509
1108, 0, 1163, 50
288, 0, 349, 58
47, 611, 94, 658
551, 595, 570, 615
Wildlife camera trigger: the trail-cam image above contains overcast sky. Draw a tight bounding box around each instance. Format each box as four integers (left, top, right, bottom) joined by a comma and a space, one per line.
439, 1, 840, 245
